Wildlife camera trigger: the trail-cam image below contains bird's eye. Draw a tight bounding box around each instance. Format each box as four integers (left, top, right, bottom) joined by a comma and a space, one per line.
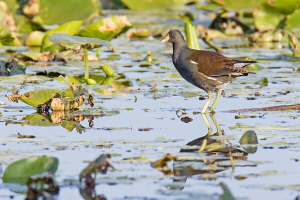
171, 33, 176, 37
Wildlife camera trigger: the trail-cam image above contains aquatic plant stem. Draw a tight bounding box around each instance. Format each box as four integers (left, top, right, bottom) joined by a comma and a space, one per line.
84, 46, 89, 79
184, 20, 200, 50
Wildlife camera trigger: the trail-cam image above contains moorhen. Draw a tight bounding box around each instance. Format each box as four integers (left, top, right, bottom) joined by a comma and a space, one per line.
162, 30, 256, 113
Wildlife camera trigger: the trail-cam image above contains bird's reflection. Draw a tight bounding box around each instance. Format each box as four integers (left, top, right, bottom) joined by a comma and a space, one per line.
168, 113, 254, 190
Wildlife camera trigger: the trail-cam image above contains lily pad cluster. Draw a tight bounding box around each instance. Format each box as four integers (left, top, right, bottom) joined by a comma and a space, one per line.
205, 0, 300, 39
6, 85, 94, 111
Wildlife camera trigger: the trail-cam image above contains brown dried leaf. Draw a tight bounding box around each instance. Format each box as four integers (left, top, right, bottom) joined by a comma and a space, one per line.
151, 154, 177, 175
18, 132, 35, 138
38, 52, 55, 62
0, 1, 17, 32
226, 104, 300, 113
23, 0, 40, 18
79, 154, 114, 182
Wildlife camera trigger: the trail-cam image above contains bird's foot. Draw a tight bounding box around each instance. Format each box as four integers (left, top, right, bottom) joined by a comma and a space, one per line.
200, 109, 216, 115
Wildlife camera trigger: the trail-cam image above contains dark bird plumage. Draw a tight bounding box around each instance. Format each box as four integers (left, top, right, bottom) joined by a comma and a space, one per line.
162, 30, 257, 113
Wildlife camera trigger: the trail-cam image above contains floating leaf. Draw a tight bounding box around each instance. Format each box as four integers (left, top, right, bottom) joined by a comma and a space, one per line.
121, 0, 185, 10
0, 28, 21, 46
239, 130, 258, 153
49, 33, 112, 50
36, 0, 98, 25
253, 3, 285, 31
212, 0, 267, 12
3, 156, 58, 185
24, 31, 45, 46
6, 86, 93, 111
126, 29, 149, 39
249, 29, 290, 43
79, 15, 132, 41
7, 89, 63, 107
255, 77, 268, 86
285, 9, 300, 38
239, 130, 258, 144
41, 20, 83, 53
268, 0, 300, 15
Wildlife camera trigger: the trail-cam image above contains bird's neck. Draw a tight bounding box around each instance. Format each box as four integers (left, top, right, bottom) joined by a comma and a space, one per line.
172, 42, 188, 63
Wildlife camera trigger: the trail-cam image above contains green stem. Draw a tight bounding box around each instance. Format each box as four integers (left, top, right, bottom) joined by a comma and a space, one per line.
96, 47, 101, 58
84, 46, 89, 79
184, 20, 200, 50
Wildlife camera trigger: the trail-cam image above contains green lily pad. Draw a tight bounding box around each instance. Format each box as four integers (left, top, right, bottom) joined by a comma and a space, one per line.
239, 130, 258, 144
212, 0, 267, 12
253, 3, 285, 31
121, 0, 185, 10
49, 33, 113, 50
6, 86, 93, 111
285, 9, 300, 37
0, 28, 21, 46
2, 156, 58, 185
268, 0, 300, 15
24, 31, 45, 46
37, 0, 98, 25
7, 89, 62, 107
79, 15, 132, 41
40, 20, 83, 53
249, 29, 290, 43
239, 130, 258, 153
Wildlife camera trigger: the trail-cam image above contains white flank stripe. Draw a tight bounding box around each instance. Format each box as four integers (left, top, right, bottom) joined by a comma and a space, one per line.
233, 63, 248, 68
190, 60, 198, 65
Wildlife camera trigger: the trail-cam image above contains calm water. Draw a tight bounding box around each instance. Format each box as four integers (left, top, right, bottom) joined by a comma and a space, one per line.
1, 9, 300, 200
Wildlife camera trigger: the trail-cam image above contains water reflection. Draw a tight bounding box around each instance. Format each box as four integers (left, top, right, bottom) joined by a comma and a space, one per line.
155, 113, 258, 196
6, 111, 95, 133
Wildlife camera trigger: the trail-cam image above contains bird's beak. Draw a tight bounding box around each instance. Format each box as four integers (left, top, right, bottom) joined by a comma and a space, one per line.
161, 34, 170, 43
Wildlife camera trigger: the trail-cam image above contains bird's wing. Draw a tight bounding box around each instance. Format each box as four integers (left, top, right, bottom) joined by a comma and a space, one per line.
188, 50, 254, 77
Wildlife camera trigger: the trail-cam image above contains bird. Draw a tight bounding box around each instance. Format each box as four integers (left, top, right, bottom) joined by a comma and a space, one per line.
162, 30, 257, 114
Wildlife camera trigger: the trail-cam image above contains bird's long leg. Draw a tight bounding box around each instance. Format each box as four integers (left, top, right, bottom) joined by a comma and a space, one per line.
201, 91, 212, 114
210, 90, 223, 112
